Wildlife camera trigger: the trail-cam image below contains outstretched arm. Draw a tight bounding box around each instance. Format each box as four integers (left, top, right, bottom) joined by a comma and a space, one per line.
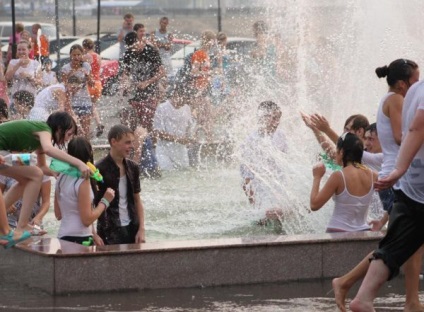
301, 112, 337, 159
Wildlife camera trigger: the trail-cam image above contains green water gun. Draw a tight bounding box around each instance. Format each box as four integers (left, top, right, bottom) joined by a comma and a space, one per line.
50, 159, 104, 182
319, 153, 342, 171
82, 237, 93, 246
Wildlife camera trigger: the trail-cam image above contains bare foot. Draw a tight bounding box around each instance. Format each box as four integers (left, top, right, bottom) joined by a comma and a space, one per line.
350, 298, 375, 312
332, 278, 348, 312
404, 302, 424, 312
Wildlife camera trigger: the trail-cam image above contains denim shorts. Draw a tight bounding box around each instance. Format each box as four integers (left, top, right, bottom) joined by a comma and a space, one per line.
372, 189, 424, 280
378, 187, 395, 214
72, 105, 92, 117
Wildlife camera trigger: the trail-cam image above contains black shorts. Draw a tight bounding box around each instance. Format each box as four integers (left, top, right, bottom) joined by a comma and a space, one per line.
60, 235, 93, 246
372, 189, 424, 280
101, 222, 138, 245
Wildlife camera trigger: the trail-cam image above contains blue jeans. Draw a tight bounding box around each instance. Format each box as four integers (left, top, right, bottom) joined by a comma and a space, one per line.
378, 187, 395, 214
139, 136, 159, 177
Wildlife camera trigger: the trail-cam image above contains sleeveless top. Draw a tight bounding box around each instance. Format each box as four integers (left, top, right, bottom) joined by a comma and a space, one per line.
56, 174, 93, 238
377, 92, 399, 179
327, 170, 373, 232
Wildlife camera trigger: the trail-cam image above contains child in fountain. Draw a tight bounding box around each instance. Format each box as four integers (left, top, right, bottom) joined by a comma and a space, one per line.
310, 132, 377, 232
240, 101, 288, 223
55, 137, 115, 246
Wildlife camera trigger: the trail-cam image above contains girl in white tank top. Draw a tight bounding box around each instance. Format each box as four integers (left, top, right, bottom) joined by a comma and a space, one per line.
310, 132, 378, 232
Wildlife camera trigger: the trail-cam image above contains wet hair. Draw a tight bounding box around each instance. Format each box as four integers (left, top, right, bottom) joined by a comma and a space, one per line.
12, 90, 34, 109
17, 40, 31, 50
0, 99, 8, 120
160, 16, 169, 22
201, 30, 216, 47
46, 111, 77, 147
82, 38, 95, 50
16, 23, 24, 33
108, 124, 134, 144
32, 23, 41, 31
133, 23, 145, 32
69, 44, 83, 55
336, 133, 364, 167
366, 122, 377, 135
257, 101, 281, 116
68, 136, 93, 164
124, 31, 138, 47
375, 59, 418, 87
124, 13, 134, 19
217, 32, 227, 43
43, 58, 52, 65
253, 20, 268, 35
344, 114, 357, 129
67, 136, 97, 194
351, 114, 369, 132
67, 74, 82, 84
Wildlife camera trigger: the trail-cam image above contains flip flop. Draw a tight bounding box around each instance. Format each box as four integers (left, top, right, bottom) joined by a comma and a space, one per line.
1, 230, 31, 249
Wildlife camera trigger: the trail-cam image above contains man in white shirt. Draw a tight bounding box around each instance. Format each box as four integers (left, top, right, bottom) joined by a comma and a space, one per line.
152, 87, 195, 170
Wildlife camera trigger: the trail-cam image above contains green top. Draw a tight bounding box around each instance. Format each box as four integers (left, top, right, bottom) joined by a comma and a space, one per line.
0, 120, 52, 152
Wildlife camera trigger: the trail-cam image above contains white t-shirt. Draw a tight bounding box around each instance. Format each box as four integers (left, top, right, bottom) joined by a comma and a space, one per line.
399, 80, 424, 203
56, 174, 93, 238
118, 175, 131, 226
28, 83, 65, 121
362, 151, 383, 173
153, 100, 193, 170
9, 59, 40, 96
61, 62, 92, 108
41, 71, 57, 88
240, 128, 288, 211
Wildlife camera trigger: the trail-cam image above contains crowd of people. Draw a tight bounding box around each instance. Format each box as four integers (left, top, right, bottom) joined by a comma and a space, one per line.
1, 14, 424, 312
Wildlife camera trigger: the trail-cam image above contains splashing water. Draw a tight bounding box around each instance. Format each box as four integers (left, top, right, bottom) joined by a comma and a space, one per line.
38, 0, 424, 241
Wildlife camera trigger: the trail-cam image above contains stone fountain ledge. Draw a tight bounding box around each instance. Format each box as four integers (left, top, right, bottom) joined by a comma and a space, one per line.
0, 232, 384, 295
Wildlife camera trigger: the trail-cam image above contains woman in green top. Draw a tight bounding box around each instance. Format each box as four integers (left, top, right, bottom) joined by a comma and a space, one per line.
0, 111, 91, 248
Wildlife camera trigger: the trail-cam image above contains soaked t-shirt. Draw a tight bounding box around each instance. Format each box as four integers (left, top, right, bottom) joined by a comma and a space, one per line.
122, 45, 162, 101
0, 120, 51, 151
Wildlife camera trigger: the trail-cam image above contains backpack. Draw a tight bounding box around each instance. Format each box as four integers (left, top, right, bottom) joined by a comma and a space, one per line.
173, 51, 195, 87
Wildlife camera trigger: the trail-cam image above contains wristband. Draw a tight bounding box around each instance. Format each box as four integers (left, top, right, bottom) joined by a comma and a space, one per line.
100, 197, 110, 209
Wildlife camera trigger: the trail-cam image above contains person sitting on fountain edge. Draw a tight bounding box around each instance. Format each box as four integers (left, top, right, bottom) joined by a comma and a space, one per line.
94, 124, 146, 244
240, 101, 288, 225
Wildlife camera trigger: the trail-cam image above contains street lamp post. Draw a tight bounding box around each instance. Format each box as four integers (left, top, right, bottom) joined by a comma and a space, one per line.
217, 0, 222, 32
72, 0, 76, 36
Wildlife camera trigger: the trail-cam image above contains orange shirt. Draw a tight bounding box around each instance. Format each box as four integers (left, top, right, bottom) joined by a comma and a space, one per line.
33, 34, 49, 57
89, 52, 101, 81
191, 50, 210, 90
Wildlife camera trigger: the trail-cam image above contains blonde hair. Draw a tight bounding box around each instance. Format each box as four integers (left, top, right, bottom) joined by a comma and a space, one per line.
201, 30, 216, 47
18, 40, 31, 49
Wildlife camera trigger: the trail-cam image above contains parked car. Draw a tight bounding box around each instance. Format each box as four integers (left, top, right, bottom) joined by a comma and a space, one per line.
51, 33, 117, 61
100, 38, 193, 96
0, 22, 58, 47
49, 36, 80, 55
